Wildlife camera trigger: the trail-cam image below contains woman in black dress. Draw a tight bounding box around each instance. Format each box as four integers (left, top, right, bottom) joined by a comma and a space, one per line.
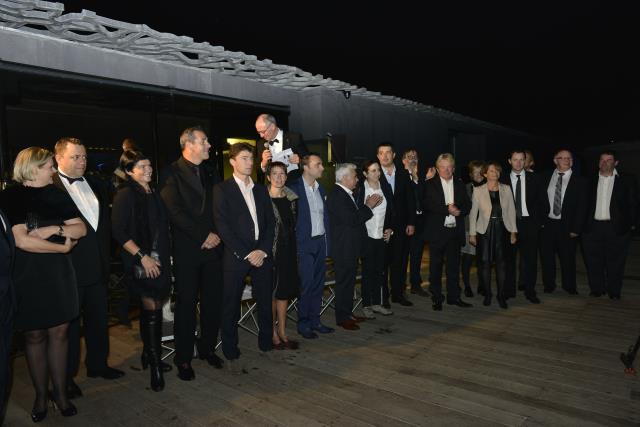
469, 161, 517, 309
111, 151, 171, 391
267, 162, 300, 350
0, 147, 86, 422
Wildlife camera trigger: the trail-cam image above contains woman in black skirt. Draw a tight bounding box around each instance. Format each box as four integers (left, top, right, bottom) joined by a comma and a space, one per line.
0, 147, 86, 422
111, 151, 171, 391
267, 162, 300, 350
469, 161, 517, 309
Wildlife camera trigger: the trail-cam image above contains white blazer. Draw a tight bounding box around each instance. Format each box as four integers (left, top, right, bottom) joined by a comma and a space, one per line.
469, 183, 517, 235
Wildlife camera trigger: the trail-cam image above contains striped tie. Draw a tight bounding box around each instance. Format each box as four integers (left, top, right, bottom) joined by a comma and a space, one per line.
552, 172, 564, 216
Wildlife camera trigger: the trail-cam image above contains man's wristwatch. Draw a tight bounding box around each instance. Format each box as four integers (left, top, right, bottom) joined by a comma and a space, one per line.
136, 250, 145, 260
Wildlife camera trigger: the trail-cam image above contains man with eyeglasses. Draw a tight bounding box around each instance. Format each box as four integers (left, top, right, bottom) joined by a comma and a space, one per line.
539, 149, 587, 295
255, 113, 308, 183
53, 137, 124, 399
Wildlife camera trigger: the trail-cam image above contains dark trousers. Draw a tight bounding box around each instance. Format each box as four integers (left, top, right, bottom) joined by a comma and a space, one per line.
221, 261, 272, 360
334, 256, 358, 324
461, 253, 484, 291
362, 237, 385, 306
173, 254, 223, 364
429, 229, 461, 302
409, 217, 426, 289
540, 219, 578, 292
385, 229, 410, 300
67, 282, 109, 378
582, 221, 630, 297
0, 318, 12, 421
506, 216, 540, 298
297, 237, 327, 332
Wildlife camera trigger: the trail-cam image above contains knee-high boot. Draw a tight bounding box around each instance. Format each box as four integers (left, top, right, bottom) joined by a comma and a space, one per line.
145, 310, 165, 391
141, 310, 172, 373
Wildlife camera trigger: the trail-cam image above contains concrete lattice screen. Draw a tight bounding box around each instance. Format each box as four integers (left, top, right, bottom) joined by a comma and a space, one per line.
0, 0, 522, 134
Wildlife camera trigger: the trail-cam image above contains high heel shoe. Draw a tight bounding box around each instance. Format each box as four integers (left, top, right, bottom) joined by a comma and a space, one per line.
50, 396, 77, 417
30, 399, 48, 423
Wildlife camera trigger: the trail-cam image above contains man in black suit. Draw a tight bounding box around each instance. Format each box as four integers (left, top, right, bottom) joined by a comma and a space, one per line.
213, 143, 275, 374
0, 209, 15, 422
423, 153, 473, 311
160, 126, 224, 380
402, 149, 433, 297
582, 150, 638, 299
53, 137, 124, 398
327, 163, 382, 330
377, 143, 416, 307
256, 113, 309, 183
539, 149, 587, 295
502, 149, 543, 304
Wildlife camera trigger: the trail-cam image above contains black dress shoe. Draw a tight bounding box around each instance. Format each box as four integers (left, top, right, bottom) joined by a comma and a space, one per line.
199, 352, 224, 369
566, 289, 579, 295
86, 366, 125, 380
175, 362, 195, 381
391, 296, 413, 306
526, 295, 541, 304
66, 379, 82, 399
447, 298, 473, 308
543, 286, 555, 294
477, 287, 486, 296
464, 287, 474, 298
589, 291, 603, 297
483, 295, 491, 306
431, 295, 444, 311
30, 398, 48, 423
382, 301, 391, 309
609, 293, 621, 300
298, 329, 319, 339
497, 297, 508, 309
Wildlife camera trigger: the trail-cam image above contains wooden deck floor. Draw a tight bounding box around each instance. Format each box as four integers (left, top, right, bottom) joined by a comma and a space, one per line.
4, 242, 640, 426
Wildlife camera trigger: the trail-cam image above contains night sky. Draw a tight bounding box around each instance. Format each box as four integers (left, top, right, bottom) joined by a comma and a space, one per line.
61, 1, 640, 148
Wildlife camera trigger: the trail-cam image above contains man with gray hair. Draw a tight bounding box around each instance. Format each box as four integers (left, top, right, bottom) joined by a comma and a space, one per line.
327, 163, 382, 330
255, 113, 308, 183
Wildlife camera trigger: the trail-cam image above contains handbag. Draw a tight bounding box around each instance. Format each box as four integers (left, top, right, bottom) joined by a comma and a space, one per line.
133, 231, 161, 280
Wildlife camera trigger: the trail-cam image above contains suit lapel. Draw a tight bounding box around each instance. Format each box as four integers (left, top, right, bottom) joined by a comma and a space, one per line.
177, 158, 204, 197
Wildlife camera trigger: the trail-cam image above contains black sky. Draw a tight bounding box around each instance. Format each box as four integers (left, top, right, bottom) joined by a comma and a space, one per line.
61, 1, 640, 147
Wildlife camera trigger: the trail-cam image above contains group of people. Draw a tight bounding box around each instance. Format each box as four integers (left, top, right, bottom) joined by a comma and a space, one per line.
0, 112, 637, 424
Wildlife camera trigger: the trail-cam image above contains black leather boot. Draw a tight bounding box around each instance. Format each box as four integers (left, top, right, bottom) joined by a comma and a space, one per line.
145, 310, 165, 391
141, 311, 172, 373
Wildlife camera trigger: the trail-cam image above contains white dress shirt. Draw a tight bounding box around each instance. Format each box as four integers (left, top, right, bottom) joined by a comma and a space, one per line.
363, 181, 387, 239
233, 174, 259, 240
510, 170, 530, 217
547, 168, 573, 219
268, 129, 284, 156
382, 165, 396, 194
58, 169, 99, 231
303, 179, 325, 237
440, 177, 456, 226
595, 169, 618, 220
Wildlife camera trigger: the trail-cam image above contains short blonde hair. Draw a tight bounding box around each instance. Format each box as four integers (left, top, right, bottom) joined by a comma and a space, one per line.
13, 147, 53, 183
436, 153, 455, 168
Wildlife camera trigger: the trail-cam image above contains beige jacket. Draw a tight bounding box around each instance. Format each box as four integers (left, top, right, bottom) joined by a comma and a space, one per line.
469, 183, 517, 235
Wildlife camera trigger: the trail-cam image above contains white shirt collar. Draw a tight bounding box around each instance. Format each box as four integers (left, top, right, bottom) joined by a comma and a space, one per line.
336, 183, 353, 196
233, 173, 254, 189
599, 168, 618, 178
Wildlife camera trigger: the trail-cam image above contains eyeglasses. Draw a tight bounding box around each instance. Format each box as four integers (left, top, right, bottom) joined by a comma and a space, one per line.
256, 123, 272, 136
68, 155, 87, 161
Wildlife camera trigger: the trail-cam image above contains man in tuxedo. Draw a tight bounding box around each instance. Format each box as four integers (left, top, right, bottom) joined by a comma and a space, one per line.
423, 153, 473, 311
377, 143, 416, 307
53, 138, 124, 398
213, 143, 275, 374
582, 150, 638, 299
0, 209, 15, 422
256, 113, 309, 183
160, 126, 224, 380
502, 149, 543, 304
327, 163, 382, 330
289, 154, 334, 339
402, 149, 432, 297
540, 149, 587, 295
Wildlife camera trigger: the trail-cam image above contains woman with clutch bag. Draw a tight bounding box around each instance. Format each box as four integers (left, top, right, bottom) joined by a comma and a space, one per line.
111, 150, 171, 391
0, 147, 86, 422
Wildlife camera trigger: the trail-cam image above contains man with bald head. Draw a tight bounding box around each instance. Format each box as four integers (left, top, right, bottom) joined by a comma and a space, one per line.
255, 113, 308, 183
540, 149, 587, 295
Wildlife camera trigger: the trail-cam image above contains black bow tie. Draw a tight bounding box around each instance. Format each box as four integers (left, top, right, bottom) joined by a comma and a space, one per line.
269, 138, 279, 146
59, 172, 84, 185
